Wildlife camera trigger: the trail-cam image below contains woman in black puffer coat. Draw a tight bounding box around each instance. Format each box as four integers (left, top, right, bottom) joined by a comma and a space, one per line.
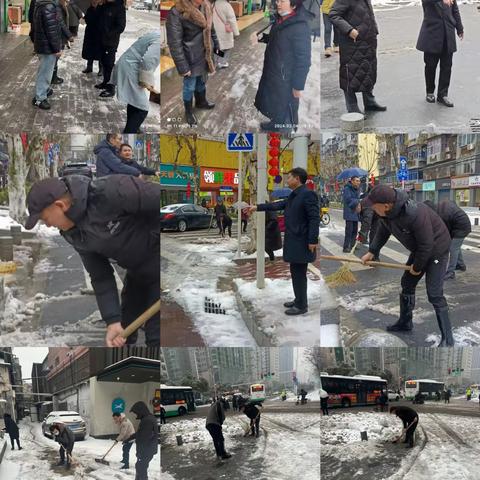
3, 414, 22, 450
329, 0, 386, 114
254, 0, 312, 133
82, 0, 104, 75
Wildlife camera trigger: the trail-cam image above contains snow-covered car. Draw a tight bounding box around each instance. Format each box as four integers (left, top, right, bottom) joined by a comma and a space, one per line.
160, 204, 217, 232
41, 411, 87, 441
388, 390, 400, 401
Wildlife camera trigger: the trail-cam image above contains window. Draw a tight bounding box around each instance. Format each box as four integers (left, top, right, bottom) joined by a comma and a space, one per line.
181, 205, 195, 213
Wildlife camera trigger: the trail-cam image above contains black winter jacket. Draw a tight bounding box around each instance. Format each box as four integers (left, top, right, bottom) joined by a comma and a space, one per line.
98, 0, 126, 49
265, 210, 282, 252
416, 0, 463, 54
55, 426, 75, 450
95, 140, 141, 177
254, 7, 312, 122
243, 404, 261, 421
68, 1, 84, 27
123, 159, 157, 176
424, 199, 471, 239
369, 189, 451, 272
257, 185, 319, 264
60, 175, 160, 325
32, 0, 66, 54
329, 0, 378, 92
82, 5, 103, 60
393, 406, 418, 426
127, 402, 159, 457
3, 414, 19, 439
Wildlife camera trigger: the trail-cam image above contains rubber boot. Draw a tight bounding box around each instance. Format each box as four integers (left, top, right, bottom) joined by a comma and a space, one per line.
362, 91, 387, 111
387, 294, 415, 331
184, 100, 198, 126
194, 90, 215, 109
436, 307, 454, 347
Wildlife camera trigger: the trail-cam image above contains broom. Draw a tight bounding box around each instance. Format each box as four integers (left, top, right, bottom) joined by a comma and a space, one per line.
320, 255, 411, 288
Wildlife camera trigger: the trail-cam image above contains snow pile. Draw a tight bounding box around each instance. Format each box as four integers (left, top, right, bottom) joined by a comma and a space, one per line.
320, 324, 340, 347
0, 211, 59, 237
1, 285, 31, 333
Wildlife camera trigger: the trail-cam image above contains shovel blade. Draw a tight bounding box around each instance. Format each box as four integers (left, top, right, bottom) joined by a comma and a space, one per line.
95, 458, 110, 465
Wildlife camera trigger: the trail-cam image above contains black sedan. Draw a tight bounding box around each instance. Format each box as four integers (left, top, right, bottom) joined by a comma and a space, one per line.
160, 203, 217, 232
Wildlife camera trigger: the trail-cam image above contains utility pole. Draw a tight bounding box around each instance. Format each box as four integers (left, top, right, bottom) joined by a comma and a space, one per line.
256, 134, 267, 289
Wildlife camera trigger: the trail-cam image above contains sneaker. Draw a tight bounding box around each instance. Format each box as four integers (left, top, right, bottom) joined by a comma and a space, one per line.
455, 265, 466, 272
51, 76, 64, 85
32, 98, 51, 110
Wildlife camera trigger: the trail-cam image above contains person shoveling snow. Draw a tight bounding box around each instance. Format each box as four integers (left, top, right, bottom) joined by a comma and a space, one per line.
110, 411, 135, 469
49, 422, 75, 470
238, 399, 262, 438
390, 406, 418, 448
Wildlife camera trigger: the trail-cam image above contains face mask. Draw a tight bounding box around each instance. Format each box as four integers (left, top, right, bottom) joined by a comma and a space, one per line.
279, 10, 291, 16
53, 429, 60, 436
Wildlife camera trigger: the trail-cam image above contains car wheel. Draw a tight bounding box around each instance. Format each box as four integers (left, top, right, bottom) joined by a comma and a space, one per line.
341, 398, 351, 408
211, 219, 217, 229
178, 406, 187, 416
178, 220, 187, 232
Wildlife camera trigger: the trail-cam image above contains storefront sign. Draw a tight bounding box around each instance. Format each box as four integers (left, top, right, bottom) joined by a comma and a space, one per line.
200, 167, 239, 188
469, 175, 480, 187
422, 181, 435, 191
112, 398, 126, 414
160, 164, 196, 187
435, 179, 451, 190
451, 177, 470, 189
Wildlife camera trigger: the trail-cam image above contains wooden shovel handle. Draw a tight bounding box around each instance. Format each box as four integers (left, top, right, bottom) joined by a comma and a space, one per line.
319, 254, 411, 271
121, 299, 161, 339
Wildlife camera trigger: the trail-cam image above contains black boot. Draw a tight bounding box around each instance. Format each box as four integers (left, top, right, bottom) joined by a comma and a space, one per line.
184, 100, 198, 126
436, 307, 454, 347
99, 84, 115, 98
194, 90, 215, 109
51, 74, 64, 85
363, 92, 387, 111
344, 90, 362, 114
387, 294, 414, 331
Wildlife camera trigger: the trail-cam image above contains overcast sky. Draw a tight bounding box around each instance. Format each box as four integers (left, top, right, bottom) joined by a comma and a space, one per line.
13, 347, 49, 383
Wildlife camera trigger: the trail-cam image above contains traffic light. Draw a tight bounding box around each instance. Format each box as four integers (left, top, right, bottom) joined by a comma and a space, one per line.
268, 133, 282, 183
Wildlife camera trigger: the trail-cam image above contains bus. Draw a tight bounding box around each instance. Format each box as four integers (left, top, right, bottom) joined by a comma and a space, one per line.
320, 374, 387, 408
404, 379, 444, 400
249, 384, 266, 404
160, 385, 196, 417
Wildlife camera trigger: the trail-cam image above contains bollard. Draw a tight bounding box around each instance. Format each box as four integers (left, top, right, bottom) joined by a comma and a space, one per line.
22, 239, 42, 259
360, 431, 368, 441
0, 236, 14, 262
176, 435, 183, 446
340, 112, 365, 133
10, 226, 22, 245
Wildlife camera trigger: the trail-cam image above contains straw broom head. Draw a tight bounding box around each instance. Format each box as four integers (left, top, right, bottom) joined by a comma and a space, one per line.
325, 264, 357, 288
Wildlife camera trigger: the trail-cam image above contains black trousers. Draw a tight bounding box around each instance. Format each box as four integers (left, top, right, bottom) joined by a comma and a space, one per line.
206, 424, 226, 457
9, 435, 20, 449
135, 451, 155, 480
402, 420, 417, 447
250, 416, 260, 435
343, 220, 358, 250
101, 47, 117, 85
59, 444, 74, 464
401, 253, 449, 311
241, 219, 248, 232
69, 26, 79, 37
121, 255, 160, 346
124, 104, 149, 133
424, 49, 453, 98
290, 263, 308, 309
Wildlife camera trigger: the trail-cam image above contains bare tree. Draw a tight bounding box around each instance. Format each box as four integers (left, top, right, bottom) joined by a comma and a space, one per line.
5, 135, 28, 224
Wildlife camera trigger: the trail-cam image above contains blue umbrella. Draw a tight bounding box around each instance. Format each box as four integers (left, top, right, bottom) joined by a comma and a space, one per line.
337, 167, 368, 181
271, 188, 292, 198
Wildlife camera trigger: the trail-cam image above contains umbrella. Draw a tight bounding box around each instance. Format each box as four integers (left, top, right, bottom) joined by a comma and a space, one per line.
271, 188, 292, 198
337, 167, 368, 181
320, 389, 329, 399
232, 201, 250, 209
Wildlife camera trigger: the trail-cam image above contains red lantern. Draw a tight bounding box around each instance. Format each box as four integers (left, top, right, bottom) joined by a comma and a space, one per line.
268, 158, 279, 167
186, 182, 191, 199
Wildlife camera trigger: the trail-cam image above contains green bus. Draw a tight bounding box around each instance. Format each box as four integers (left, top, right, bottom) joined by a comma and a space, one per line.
160, 385, 196, 417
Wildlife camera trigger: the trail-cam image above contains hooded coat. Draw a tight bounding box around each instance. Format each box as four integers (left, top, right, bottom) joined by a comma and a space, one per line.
59, 175, 160, 325
166, 0, 219, 77
55, 425, 75, 450
416, 0, 463, 54
369, 189, 451, 273
424, 199, 471, 239
257, 185, 319, 264
254, 7, 312, 123
127, 402, 159, 457
342, 182, 361, 221
94, 139, 141, 177
329, 0, 378, 92
111, 31, 160, 112
3, 414, 19, 439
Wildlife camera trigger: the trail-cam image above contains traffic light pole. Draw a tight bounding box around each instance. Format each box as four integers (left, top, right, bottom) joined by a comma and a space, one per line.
236, 151, 243, 259
256, 134, 267, 289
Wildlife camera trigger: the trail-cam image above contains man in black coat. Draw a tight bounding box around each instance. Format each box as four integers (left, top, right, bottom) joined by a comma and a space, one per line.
329, 0, 386, 114
424, 199, 471, 280
214, 199, 232, 237
361, 185, 454, 346
96, 0, 126, 97
166, 0, 220, 126
247, 167, 320, 315
390, 406, 418, 448
24, 174, 160, 347
82, 0, 104, 74
2, 414, 22, 450
254, 0, 312, 133
118, 143, 160, 177
238, 401, 261, 437
205, 398, 231, 460
416, 0, 464, 107
125, 402, 159, 480
50, 422, 75, 469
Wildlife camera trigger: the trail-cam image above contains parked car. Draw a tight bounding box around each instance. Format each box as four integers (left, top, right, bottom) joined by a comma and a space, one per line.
42, 411, 87, 440
388, 390, 400, 401
58, 162, 93, 179
160, 203, 216, 232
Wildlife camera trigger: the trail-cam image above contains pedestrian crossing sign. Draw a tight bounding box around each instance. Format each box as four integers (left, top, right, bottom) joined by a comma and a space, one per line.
227, 133, 255, 151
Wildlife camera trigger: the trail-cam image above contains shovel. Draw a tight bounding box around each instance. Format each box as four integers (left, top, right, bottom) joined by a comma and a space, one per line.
95, 441, 118, 466
120, 299, 161, 340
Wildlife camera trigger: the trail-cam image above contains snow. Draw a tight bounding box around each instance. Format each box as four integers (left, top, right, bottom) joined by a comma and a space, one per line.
320, 324, 340, 347
0, 419, 160, 480
0, 211, 59, 237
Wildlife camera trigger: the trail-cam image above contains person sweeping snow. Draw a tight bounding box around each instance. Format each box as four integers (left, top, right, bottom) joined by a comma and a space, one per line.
50, 422, 75, 470
112, 412, 135, 469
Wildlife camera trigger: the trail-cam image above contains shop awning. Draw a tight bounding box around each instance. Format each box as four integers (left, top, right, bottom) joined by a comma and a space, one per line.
97, 357, 160, 384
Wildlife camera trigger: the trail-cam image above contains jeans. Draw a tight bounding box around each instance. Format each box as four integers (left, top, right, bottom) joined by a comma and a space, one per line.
401, 253, 449, 310
290, 263, 308, 309
343, 220, 358, 250
124, 104, 148, 133
122, 442, 133, 465
446, 236, 465, 275
35, 54, 57, 101
322, 13, 338, 49
183, 75, 206, 102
